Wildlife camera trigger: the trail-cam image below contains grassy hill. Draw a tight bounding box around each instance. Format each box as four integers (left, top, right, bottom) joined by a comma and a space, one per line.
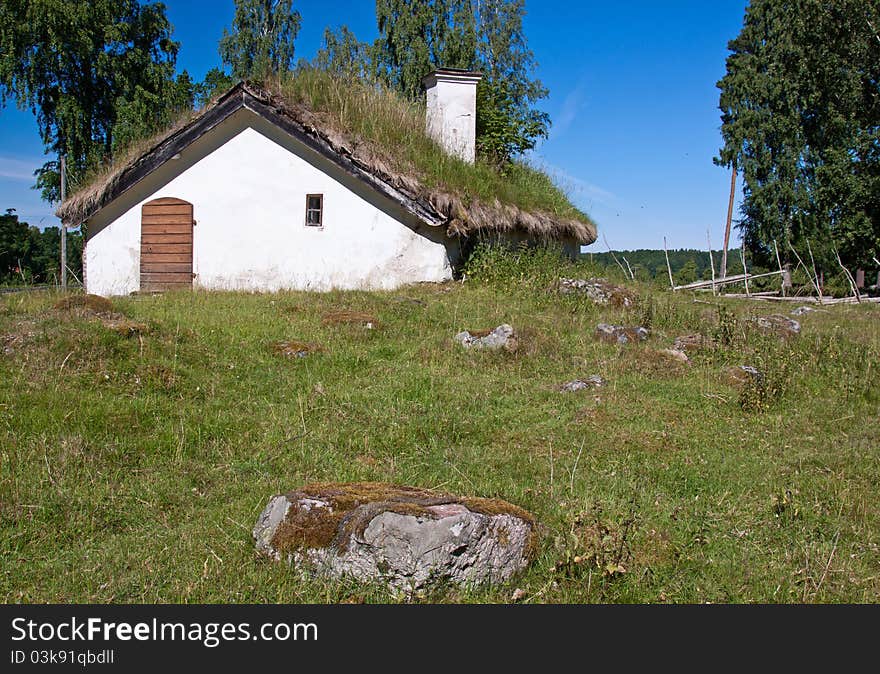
1, 262, 878, 603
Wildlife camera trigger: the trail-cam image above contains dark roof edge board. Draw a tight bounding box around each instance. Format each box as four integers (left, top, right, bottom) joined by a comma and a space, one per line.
57, 83, 444, 228
424, 68, 483, 78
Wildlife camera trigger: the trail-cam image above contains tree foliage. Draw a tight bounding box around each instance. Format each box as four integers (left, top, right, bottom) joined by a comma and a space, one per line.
0, 0, 184, 203
474, 0, 549, 164
194, 68, 238, 108
315, 26, 376, 81
374, 0, 477, 100
367, 0, 549, 165
0, 209, 82, 285
717, 0, 880, 269
219, 0, 302, 81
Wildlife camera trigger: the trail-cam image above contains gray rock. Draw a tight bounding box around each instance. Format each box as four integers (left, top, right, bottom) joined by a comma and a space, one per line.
454, 324, 518, 352
673, 333, 717, 353
791, 305, 827, 316
596, 323, 649, 344
560, 375, 605, 392
739, 365, 762, 378
752, 314, 800, 338
723, 365, 765, 387
253, 483, 537, 594
659, 348, 689, 363
558, 278, 636, 307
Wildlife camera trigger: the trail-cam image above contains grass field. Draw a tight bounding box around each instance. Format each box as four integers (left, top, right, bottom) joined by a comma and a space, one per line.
1, 271, 878, 603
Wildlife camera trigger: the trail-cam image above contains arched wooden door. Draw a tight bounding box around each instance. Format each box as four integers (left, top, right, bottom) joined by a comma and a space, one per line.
140, 197, 193, 292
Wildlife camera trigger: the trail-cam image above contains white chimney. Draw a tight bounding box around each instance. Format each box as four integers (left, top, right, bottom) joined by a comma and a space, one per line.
422, 69, 483, 163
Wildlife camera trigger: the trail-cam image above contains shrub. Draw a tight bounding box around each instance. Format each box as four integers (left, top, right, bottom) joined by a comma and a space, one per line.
462, 240, 575, 288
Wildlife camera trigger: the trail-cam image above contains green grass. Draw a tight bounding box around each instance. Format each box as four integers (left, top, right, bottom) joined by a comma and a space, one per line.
1, 276, 878, 603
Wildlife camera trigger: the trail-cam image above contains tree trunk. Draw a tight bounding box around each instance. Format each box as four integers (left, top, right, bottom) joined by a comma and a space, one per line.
720, 162, 737, 279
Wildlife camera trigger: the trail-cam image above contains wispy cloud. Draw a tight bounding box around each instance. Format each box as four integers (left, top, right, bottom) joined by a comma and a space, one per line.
554, 78, 589, 138
534, 159, 617, 208
0, 155, 42, 181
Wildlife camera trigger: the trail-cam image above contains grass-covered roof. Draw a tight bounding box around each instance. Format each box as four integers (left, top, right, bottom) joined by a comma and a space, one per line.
58, 70, 597, 244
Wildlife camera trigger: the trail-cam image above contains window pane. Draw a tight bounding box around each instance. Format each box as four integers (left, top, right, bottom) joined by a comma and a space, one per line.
305, 195, 322, 226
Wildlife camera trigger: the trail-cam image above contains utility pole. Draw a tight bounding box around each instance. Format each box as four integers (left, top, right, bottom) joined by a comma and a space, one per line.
720, 161, 736, 279
60, 155, 67, 291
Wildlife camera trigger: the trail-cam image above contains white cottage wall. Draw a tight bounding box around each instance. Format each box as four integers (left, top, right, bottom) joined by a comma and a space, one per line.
84, 109, 454, 296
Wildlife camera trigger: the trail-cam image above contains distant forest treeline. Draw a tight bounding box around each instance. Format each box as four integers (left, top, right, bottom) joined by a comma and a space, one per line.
581, 248, 754, 285
0, 210, 83, 285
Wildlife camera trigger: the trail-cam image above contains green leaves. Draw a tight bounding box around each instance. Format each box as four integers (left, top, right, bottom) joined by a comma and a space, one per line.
0, 210, 83, 284
0, 0, 183, 205
314, 26, 374, 82
718, 0, 880, 270
476, 78, 549, 166
374, 0, 477, 100
219, 0, 302, 81
371, 0, 549, 166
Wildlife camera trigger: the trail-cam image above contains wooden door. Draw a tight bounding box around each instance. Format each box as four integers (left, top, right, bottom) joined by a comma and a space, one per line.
140, 197, 193, 292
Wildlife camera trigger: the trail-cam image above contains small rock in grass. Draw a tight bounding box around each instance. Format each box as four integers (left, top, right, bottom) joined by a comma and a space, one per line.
54, 294, 114, 316
560, 375, 605, 392
102, 318, 149, 338
595, 323, 649, 345
557, 278, 636, 307
752, 314, 800, 338
273, 340, 322, 358
454, 324, 518, 352
2, 330, 33, 356
723, 365, 765, 387
659, 348, 690, 364
392, 296, 426, 307
253, 482, 538, 593
791, 305, 827, 316
673, 334, 717, 353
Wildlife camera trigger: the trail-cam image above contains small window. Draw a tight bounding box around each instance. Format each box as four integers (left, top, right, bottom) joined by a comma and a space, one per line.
305, 194, 323, 227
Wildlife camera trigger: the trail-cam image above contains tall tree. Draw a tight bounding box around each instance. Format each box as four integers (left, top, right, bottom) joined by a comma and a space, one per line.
315, 26, 375, 81
0, 209, 32, 281
375, 0, 477, 100
717, 0, 880, 269
219, 0, 302, 81
0, 0, 182, 203
113, 71, 197, 153
373, 0, 548, 165
475, 0, 549, 164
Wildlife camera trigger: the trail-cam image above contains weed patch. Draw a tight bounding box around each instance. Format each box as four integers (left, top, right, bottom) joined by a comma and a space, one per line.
321, 310, 380, 330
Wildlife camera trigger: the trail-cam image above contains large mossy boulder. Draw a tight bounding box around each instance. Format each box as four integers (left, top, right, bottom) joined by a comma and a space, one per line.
253, 482, 538, 593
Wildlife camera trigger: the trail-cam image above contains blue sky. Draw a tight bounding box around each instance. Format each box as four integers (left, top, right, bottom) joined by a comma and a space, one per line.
0, 0, 748, 250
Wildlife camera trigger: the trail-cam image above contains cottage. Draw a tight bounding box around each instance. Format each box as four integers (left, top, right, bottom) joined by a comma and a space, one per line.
57, 71, 596, 296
